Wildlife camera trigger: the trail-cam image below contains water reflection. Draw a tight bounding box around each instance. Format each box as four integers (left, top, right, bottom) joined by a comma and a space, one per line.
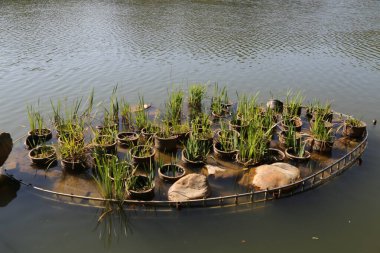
95, 202, 132, 247
0, 175, 20, 207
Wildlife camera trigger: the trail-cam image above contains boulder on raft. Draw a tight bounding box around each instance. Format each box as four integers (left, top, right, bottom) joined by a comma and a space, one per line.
168, 174, 210, 201
252, 163, 300, 190
0, 132, 12, 166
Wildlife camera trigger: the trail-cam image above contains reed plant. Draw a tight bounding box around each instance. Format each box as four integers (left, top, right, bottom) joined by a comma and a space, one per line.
166, 88, 184, 124
184, 134, 209, 161
191, 113, 212, 140
310, 114, 334, 142
211, 83, 229, 116
125, 161, 155, 192
188, 83, 207, 109
285, 90, 304, 117
59, 134, 87, 162
27, 105, 45, 134
218, 121, 238, 152
237, 125, 269, 165
345, 116, 364, 127
94, 154, 133, 201
120, 98, 132, 128
236, 92, 261, 122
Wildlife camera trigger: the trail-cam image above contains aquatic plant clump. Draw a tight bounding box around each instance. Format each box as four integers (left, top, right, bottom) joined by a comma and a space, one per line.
17, 86, 367, 206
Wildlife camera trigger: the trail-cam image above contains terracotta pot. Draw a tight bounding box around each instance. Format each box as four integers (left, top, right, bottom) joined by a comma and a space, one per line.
28, 145, 56, 167
158, 164, 186, 183
117, 132, 139, 148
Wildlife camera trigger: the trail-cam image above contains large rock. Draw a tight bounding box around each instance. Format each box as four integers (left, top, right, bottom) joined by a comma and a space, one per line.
271, 162, 300, 179
0, 132, 12, 166
252, 163, 300, 190
168, 174, 210, 201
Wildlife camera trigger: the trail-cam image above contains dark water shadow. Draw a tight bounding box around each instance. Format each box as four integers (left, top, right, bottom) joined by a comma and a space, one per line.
0, 175, 21, 207
94, 201, 133, 248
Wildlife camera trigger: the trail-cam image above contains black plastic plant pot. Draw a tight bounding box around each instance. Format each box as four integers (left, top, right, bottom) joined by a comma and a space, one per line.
309, 119, 333, 131
130, 145, 155, 168
211, 110, 229, 120
61, 158, 87, 173
154, 134, 178, 152
285, 148, 311, 162
158, 164, 186, 183
96, 123, 118, 134
280, 117, 303, 132
228, 119, 248, 133
26, 129, 53, 149
343, 122, 367, 139
263, 148, 285, 164
181, 149, 205, 168
213, 142, 237, 161
94, 136, 117, 155
126, 175, 155, 200
235, 154, 262, 168
266, 99, 284, 114
141, 127, 160, 142
28, 145, 56, 167
312, 139, 334, 153
174, 131, 190, 144
117, 132, 139, 148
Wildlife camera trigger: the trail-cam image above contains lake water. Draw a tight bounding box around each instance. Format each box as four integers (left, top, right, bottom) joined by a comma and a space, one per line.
1, 0, 380, 252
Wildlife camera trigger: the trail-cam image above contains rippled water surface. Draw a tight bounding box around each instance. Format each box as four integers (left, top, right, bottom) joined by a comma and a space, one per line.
0, 0, 380, 252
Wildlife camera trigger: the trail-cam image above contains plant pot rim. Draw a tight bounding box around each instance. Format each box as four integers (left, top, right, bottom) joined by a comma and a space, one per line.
285, 148, 311, 160
28, 145, 56, 160
117, 131, 139, 139
235, 154, 261, 167
344, 121, 367, 128
153, 133, 179, 140
266, 148, 285, 161
158, 164, 186, 180
28, 128, 52, 136
181, 149, 206, 164
126, 175, 155, 194
211, 110, 228, 118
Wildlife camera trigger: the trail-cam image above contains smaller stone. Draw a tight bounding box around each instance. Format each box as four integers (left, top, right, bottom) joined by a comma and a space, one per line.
168, 174, 210, 201
373, 119, 377, 125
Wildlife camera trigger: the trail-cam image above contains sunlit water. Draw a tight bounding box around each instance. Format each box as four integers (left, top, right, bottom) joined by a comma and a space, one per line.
0, 0, 379, 252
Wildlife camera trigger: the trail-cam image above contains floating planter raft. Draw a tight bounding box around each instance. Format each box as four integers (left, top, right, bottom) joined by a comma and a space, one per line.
0, 87, 368, 210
